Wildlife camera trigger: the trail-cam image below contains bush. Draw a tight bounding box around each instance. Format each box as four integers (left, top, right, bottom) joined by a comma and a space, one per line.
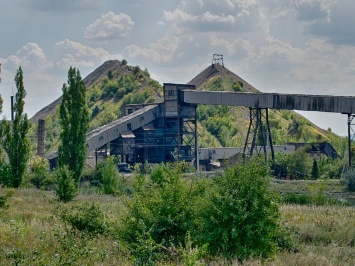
98, 157, 121, 196
343, 168, 355, 192
194, 159, 281, 260
133, 65, 140, 75
282, 192, 344, 206
121, 160, 284, 262
91, 105, 100, 119
0, 162, 11, 187
107, 70, 114, 80
60, 202, 109, 236
29, 155, 50, 189
55, 165, 78, 202
120, 162, 198, 260
0, 189, 15, 209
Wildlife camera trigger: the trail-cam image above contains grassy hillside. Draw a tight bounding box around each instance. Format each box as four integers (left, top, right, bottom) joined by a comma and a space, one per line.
29, 60, 346, 156
32, 60, 164, 153
189, 64, 347, 154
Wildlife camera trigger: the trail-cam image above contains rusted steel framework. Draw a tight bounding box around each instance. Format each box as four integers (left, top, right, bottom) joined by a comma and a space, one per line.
348, 114, 355, 167
212, 54, 224, 66
243, 108, 274, 161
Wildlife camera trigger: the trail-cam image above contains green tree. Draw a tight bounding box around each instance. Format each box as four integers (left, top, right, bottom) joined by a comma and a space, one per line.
2, 67, 31, 188
195, 159, 281, 260
97, 157, 121, 196
288, 147, 311, 179
55, 165, 78, 202
311, 158, 320, 180
0, 93, 5, 184
0, 93, 2, 113
29, 155, 50, 189
58, 67, 89, 184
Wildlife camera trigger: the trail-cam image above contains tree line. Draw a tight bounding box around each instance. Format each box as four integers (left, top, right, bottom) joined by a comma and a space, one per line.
0, 66, 88, 197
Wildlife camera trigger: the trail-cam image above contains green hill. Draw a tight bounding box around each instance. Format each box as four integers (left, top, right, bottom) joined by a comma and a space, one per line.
188, 63, 346, 154
29, 59, 346, 156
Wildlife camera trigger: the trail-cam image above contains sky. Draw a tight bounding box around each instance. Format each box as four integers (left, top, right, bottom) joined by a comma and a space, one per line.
1, 0, 355, 136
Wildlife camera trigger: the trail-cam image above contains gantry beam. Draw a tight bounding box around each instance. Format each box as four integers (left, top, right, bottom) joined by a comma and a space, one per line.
181, 90, 355, 114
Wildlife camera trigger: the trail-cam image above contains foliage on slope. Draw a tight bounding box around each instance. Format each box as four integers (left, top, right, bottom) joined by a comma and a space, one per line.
41, 61, 163, 153
30, 60, 346, 156
192, 66, 346, 155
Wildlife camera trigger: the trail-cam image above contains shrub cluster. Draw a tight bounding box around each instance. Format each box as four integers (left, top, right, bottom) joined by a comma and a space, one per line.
282, 192, 344, 206
343, 168, 355, 192
60, 202, 110, 236
55, 165, 78, 203
120, 159, 286, 263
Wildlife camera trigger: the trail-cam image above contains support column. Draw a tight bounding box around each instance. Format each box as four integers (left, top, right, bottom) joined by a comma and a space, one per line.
347, 114, 355, 167
243, 108, 274, 162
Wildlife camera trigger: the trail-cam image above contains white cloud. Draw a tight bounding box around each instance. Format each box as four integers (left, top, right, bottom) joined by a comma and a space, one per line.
54, 39, 121, 69
22, 0, 103, 13
201, 11, 235, 24
85, 12, 134, 41
163, 9, 196, 23
124, 35, 181, 63
210, 35, 255, 59
5, 43, 53, 71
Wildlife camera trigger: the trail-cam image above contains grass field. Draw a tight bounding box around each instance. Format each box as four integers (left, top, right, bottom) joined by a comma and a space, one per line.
1, 178, 354, 265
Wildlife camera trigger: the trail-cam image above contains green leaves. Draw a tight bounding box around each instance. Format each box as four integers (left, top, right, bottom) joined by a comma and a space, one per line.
121, 160, 283, 262
58, 67, 89, 184
0, 67, 30, 188
195, 159, 281, 260
55, 165, 78, 202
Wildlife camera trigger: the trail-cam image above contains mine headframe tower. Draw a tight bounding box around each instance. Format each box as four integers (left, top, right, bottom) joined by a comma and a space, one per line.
162, 83, 197, 164
109, 83, 197, 166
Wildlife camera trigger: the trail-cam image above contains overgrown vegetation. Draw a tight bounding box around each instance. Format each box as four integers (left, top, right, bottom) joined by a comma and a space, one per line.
58, 67, 89, 185
0, 67, 31, 188
343, 168, 355, 192
55, 165, 78, 202
0, 159, 354, 265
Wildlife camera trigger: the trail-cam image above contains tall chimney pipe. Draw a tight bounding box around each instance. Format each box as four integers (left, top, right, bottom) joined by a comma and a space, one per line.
37, 119, 45, 157
10, 95, 14, 121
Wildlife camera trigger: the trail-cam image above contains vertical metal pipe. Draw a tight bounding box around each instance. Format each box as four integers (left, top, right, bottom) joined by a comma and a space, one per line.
10, 96, 14, 121
348, 114, 352, 167
195, 107, 199, 172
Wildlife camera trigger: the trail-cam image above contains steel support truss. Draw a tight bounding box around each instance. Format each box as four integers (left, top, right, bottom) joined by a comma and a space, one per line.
243, 107, 274, 161
181, 117, 197, 161
347, 114, 355, 167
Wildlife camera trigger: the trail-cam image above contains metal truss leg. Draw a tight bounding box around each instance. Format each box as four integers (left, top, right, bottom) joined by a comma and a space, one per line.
243, 108, 274, 162
348, 114, 355, 167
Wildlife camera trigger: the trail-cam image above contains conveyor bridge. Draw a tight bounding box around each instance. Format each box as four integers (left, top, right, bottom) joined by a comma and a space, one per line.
181, 90, 355, 166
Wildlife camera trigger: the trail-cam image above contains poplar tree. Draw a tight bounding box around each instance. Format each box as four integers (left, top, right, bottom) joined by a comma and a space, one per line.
58, 67, 89, 184
2, 67, 31, 188
311, 158, 320, 180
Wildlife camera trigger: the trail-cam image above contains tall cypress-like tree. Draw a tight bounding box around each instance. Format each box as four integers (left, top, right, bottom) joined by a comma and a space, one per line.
58, 67, 89, 184
311, 158, 320, 180
2, 67, 31, 188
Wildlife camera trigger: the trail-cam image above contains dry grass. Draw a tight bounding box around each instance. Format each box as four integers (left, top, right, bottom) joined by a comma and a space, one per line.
1, 187, 354, 265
